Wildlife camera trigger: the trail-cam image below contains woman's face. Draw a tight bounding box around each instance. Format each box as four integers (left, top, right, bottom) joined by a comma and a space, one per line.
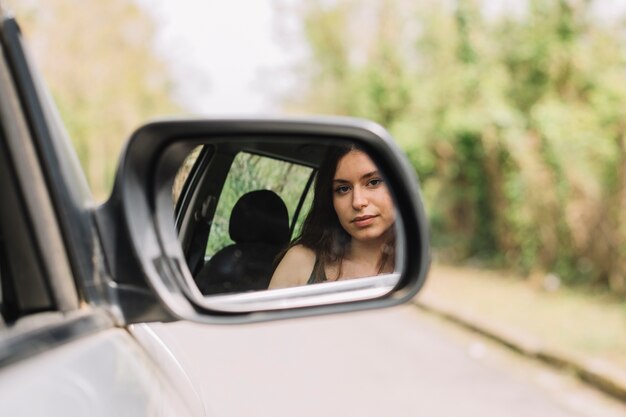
332, 150, 395, 244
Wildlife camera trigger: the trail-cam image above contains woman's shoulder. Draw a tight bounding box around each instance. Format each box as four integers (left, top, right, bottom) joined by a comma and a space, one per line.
283, 244, 316, 262
268, 244, 316, 289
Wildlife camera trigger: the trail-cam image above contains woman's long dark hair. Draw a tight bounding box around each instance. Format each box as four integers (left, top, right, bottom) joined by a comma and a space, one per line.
278, 145, 395, 283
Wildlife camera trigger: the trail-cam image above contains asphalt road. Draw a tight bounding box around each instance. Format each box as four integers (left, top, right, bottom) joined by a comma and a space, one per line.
150, 304, 626, 417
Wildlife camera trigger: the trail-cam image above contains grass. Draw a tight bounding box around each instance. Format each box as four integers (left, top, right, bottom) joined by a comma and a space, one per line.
420, 263, 626, 370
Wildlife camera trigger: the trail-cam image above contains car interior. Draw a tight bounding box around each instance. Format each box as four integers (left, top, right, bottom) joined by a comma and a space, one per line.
174, 139, 332, 296
193, 189, 291, 294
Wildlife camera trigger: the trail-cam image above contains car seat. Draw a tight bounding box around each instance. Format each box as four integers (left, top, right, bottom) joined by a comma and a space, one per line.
194, 190, 291, 295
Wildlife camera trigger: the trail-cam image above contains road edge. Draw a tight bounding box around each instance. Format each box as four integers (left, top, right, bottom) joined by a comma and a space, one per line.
413, 296, 626, 403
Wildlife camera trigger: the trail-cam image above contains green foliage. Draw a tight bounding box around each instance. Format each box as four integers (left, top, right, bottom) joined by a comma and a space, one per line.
289, 0, 626, 295
7, 0, 180, 200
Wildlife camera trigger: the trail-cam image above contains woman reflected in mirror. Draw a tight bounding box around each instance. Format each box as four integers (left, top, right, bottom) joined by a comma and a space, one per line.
269, 146, 396, 289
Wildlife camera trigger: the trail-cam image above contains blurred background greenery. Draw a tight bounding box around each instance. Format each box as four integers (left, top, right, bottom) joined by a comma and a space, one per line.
7, 0, 181, 197
7, 0, 626, 298
286, 0, 626, 298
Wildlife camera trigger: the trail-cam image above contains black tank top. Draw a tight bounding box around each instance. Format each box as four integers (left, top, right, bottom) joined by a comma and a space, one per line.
306, 258, 327, 284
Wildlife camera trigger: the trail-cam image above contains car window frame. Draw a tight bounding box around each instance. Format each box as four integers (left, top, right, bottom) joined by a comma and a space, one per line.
0, 36, 77, 315
0, 14, 114, 368
202, 149, 316, 258
175, 144, 319, 272
1, 16, 100, 300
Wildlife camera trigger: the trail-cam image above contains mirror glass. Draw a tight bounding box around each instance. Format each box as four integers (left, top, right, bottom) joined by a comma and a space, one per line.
171, 137, 403, 306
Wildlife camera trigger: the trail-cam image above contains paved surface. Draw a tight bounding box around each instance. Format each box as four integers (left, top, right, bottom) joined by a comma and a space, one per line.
415, 295, 626, 403
150, 305, 626, 417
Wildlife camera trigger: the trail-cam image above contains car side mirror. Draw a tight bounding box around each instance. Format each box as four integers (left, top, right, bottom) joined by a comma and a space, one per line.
98, 117, 430, 324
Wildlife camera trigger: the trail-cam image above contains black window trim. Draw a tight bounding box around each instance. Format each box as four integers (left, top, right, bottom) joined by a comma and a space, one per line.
0, 35, 78, 315
0, 16, 97, 302
290, 169, 316, 235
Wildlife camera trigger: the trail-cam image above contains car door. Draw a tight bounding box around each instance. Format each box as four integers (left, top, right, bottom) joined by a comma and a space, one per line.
0, 13, 203, 417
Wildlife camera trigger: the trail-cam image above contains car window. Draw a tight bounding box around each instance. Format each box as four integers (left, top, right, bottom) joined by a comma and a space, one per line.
206, 151, 314, 257
0, 147, 54, 326
0, 17, 80, 321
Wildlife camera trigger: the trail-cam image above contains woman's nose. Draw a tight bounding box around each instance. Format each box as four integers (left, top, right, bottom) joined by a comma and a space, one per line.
352, 187, 368, 209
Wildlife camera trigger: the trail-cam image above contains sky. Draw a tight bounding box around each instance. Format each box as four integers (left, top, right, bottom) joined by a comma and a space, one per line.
136, 0, 304, 116
136, 0, 626, 116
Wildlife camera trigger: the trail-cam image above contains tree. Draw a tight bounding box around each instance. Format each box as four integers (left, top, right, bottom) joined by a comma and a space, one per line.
6, 0, 180, 199
287, 0, 626, 294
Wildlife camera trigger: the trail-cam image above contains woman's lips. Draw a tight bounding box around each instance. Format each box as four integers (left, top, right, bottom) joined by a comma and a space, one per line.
352, 214, 377, 227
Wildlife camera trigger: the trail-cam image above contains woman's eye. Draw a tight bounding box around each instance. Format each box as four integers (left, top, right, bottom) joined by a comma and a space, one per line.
367, 178, 383, 187
334, 185, 351, 194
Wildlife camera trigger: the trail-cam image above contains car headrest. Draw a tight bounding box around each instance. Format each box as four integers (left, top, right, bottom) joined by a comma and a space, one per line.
229, 190, 290, 246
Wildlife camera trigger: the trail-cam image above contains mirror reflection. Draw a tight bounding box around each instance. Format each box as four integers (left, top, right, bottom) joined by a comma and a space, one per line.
269, 147, 395, 289
173, 139, 399, 296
